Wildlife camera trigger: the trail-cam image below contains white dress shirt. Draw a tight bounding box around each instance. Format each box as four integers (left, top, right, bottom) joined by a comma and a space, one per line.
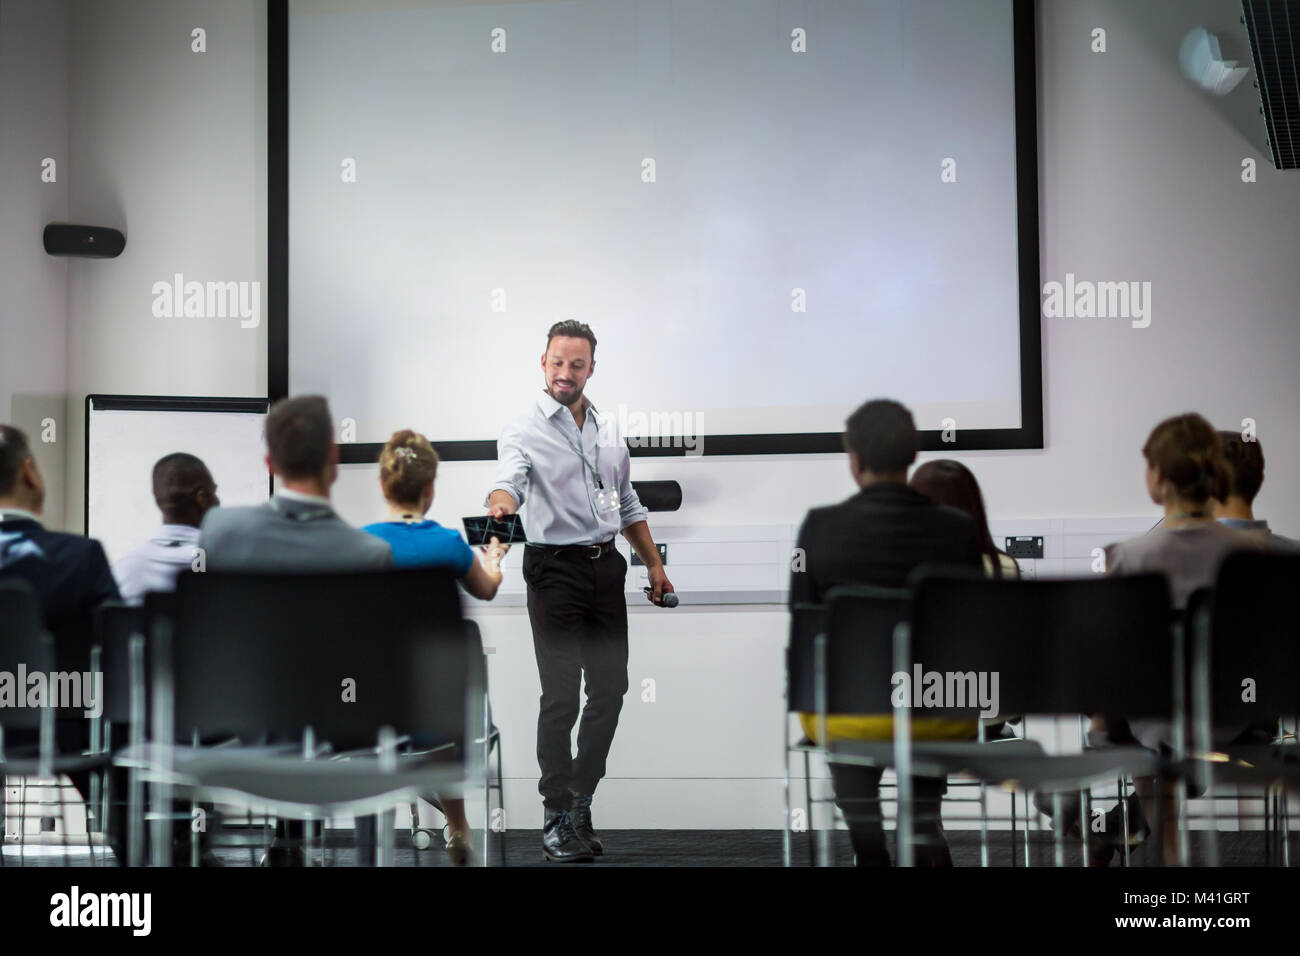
112, 523, 202, 604
488, 391, 649, 545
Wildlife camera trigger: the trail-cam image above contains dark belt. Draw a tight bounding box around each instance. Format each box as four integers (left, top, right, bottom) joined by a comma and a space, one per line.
529, 538, 617, 559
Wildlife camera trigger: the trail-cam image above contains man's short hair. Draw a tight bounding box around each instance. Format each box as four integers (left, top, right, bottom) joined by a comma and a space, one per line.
0, 425, 32, 496
265, 396, 333, 480
546, 320, 596, 359
1218, 430, 1265, 504
152, 452, 212, 515
842, 399, 918, 475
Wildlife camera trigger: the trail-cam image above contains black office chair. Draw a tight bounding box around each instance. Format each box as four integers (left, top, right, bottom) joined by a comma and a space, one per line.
1188, 551, 1300, 866
0, 579, 111, 866
892, 569, 1177, 866
798, 582, 1041, 866
139, 567, 484, 866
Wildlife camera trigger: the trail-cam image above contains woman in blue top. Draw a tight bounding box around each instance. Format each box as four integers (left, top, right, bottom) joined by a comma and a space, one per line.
364, 429, 505, 599
363, 429, 506, 863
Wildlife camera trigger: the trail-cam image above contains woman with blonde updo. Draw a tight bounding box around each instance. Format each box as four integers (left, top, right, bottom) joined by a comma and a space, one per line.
364, 429, 506, 598
363, 429, 507, 864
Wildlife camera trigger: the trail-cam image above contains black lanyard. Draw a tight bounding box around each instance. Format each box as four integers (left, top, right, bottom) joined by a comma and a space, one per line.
550, 411, 604, 489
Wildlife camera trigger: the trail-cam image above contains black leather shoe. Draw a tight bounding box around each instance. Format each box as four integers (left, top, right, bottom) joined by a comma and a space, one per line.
569, 793, 603, 855
542, 810, 593, 863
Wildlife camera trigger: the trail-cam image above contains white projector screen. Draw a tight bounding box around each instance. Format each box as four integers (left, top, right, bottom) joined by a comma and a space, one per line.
286, 0, 1035, 453
85, 397, 271, 565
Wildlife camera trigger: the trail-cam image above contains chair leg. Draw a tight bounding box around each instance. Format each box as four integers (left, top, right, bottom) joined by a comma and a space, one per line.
803, 751, 814, 866
1079, 787, 1090, 867
978, 776, 989, 867
1120, 777, 1133, 868
1022, 790, 1032, 867
782, 743, 791, 868
495, 736, 506, 867
1051, 792, 1065, 867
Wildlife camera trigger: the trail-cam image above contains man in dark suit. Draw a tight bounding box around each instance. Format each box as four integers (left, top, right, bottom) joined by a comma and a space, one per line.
0, 425, 120, 669
0, 424, 121, 852
790, 399, 984, 865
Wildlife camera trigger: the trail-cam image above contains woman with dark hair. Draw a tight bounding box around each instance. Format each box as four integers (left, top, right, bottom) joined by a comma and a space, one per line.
909, 459, 1018, 579
1099, 412, 1263, 865
1107, 413, 1262, 607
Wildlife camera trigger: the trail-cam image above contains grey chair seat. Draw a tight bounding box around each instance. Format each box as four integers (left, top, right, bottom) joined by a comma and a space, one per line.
828, 737, 1162, 792
0, 751, 113, 776
118, 744, 463, 817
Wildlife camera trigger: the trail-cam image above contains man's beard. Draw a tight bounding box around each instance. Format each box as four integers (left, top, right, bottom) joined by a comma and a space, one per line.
547, 380, 584, 407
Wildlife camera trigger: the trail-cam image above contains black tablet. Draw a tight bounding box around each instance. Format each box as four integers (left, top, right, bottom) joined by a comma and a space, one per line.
463, 514, 528, 546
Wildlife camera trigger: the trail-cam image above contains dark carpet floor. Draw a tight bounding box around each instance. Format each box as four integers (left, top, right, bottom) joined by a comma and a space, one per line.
4, 828, 1291, 867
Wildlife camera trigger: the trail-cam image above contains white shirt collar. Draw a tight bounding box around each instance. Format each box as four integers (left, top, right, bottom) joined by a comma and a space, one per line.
537, 390, 601, 424
150, 523, 201, 543
0, 506, 42, 524
276, 487, 333, 507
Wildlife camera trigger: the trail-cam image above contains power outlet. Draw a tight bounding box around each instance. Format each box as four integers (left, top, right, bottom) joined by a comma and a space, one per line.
1005, 536, 1045, 559
631, 543, 667, 566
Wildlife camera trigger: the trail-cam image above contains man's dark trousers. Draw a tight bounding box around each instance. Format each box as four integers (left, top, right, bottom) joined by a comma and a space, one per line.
523, 543, 629, 812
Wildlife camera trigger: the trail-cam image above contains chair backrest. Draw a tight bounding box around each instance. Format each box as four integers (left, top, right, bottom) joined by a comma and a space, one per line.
0, 578, 54, 732
905, 570, 1174, 719
788, 585, 907, 714
1198, 550, 1300, 727
94, 602, 147, 727
155, 568, 473, 751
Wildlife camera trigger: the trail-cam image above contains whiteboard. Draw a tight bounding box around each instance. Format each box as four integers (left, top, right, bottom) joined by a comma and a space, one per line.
85, 396, 271, 565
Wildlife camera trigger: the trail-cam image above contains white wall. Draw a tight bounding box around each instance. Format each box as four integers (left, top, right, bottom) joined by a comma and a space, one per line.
64, 0, 267, 539
15, 0, 1300, 831
0, 0, 71, 530
329, 0, 1300, 829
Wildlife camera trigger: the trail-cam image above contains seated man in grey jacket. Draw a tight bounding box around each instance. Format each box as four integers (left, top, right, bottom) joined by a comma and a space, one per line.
199, 394, 392, 572
198, 394, 392, 865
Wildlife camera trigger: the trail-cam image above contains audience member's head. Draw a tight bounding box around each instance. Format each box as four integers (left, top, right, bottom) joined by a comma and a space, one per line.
264, 395, 337, 494
909, 458, 1002, 557
378, 430, 439, 514
1213, 430, 1265, 518
0, 424, 45, 515
1140, 413, 1231, 512
842, 399, 917, 485
152, 453, 218, 527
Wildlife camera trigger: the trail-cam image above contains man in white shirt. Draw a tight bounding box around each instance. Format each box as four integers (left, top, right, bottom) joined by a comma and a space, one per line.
113, 453, 219, 603
486, 320, 673, 863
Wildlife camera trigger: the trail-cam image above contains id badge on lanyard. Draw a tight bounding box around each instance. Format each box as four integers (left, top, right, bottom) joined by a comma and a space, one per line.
558, 417, 618, 515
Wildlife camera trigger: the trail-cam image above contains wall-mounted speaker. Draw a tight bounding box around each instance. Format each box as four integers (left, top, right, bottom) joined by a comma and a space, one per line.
43, 223, 126, 258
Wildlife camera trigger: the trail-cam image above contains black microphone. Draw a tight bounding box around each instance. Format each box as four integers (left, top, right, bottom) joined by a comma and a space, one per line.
643, 586, 678, 608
